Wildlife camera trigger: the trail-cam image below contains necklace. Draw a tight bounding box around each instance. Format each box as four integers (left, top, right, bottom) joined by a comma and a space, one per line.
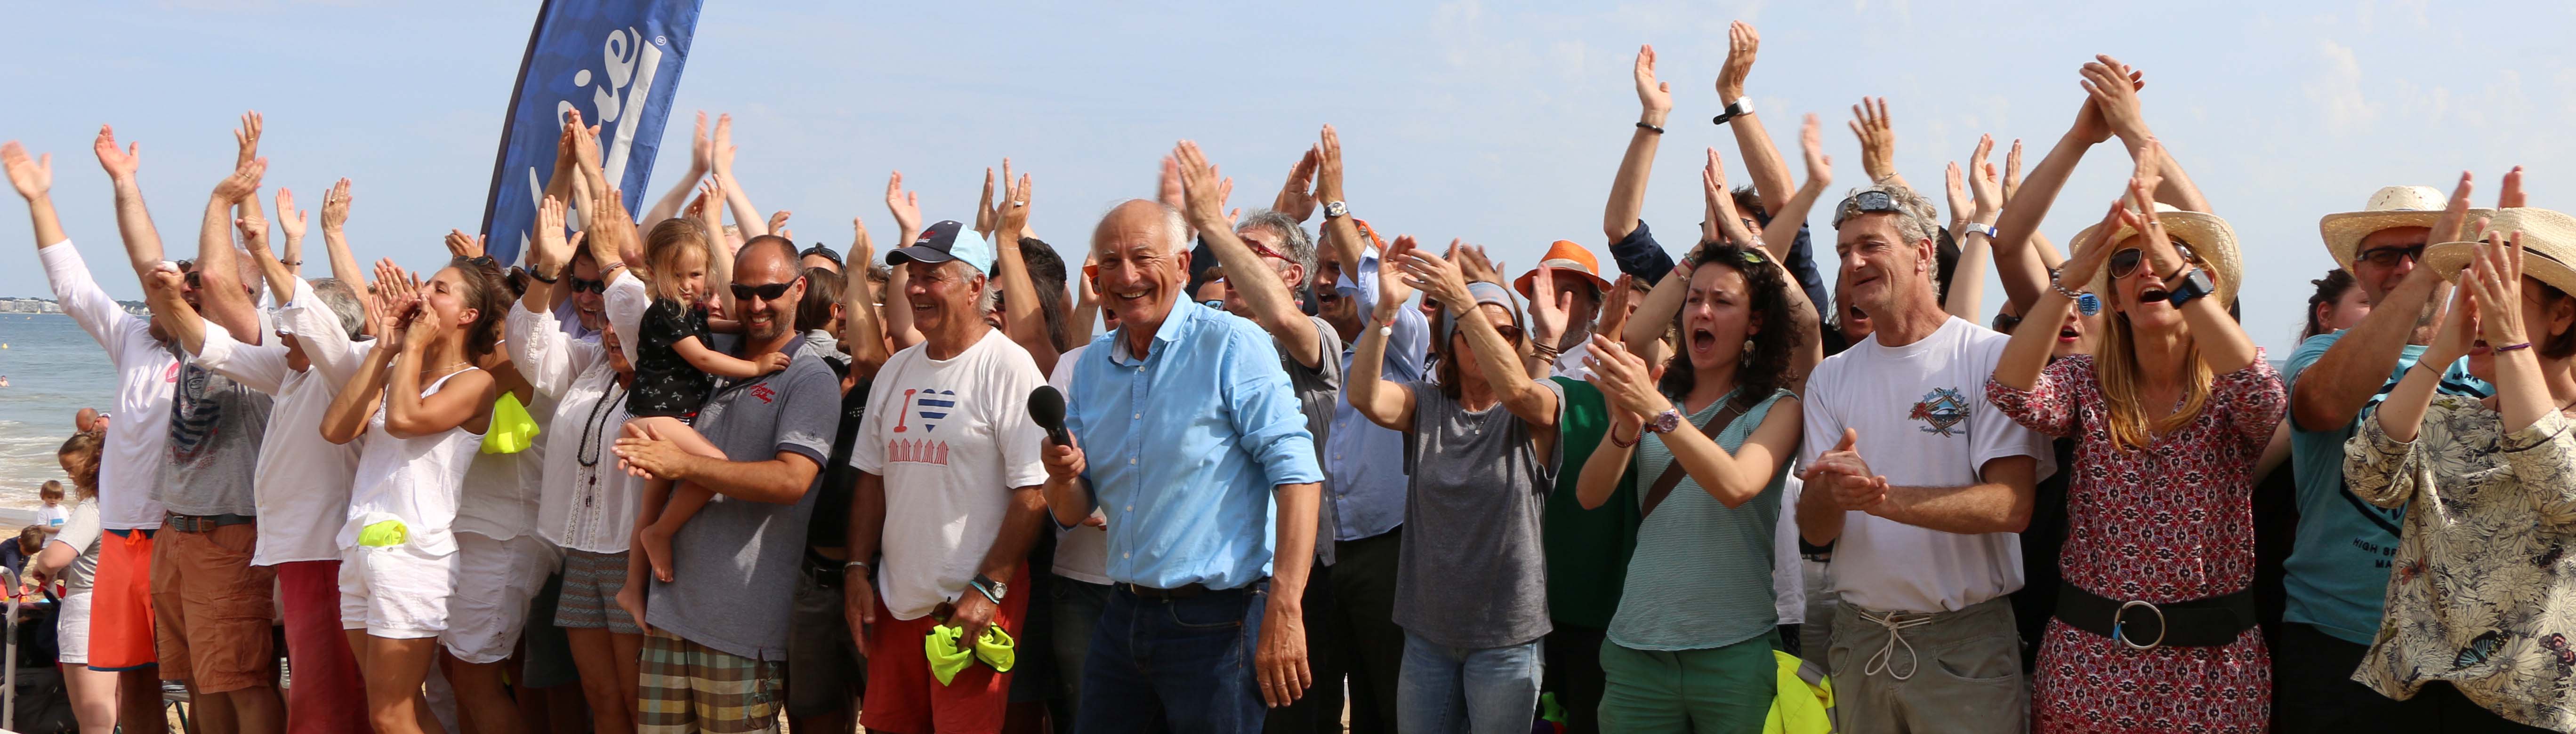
576, 380, 629, 483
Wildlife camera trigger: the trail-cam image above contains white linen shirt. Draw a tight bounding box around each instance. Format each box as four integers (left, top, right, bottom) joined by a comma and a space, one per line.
510, 298, 642, 553
189, 282, 362, 565
40, 241, 172, 531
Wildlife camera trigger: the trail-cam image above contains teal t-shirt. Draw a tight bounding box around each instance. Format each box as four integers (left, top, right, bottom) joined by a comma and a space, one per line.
2281, 330, 2491, 645
1609, 388, 1793, 651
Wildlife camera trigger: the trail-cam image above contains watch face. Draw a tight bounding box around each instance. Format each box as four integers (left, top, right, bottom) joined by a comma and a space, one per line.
1652, 410, 1682, 433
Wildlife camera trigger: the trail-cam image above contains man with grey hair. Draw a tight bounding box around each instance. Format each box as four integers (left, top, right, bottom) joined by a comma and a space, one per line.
1178, 143, 1349, 733
1791, 182, 2053, 733
161, 221, 376, 734
1041, 189, 1324, 733
840, 217, 1055, 734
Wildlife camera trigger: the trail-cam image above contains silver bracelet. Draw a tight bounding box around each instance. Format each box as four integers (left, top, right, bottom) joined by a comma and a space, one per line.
2050, 279, 2087, 302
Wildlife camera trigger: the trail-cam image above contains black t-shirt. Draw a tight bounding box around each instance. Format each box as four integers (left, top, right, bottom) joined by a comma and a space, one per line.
807, 373, 870, 550
628, 298, 717, 419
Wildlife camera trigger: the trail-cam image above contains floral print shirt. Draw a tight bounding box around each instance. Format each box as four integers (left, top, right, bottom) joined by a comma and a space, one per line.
2346, 398, 2576, 730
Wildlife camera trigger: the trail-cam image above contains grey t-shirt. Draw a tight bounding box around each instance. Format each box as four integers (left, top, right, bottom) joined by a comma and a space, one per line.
645, 338, 841, 661
1282, 314, 1344, 565
158, 361, 271, 516
1394, 379, 1561, 649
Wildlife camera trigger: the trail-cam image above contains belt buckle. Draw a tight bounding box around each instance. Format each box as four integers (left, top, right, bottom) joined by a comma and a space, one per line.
2111, 599, 2167, 652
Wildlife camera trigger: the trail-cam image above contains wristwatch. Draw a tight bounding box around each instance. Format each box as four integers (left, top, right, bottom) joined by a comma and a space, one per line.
1711, 98, 1755, 126
1322, 201, 1350, 219
970, 574, 1007, 603
2165, 268, 2216, 308
1645, 408, 1684, 434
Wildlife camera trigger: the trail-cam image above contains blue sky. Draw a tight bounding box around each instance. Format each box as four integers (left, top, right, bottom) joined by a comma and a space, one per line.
5, 0, 2571, 354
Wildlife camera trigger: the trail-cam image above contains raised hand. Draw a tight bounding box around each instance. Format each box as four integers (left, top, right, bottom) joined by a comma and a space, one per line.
1597, 272, 1637, 343
1453, 242, 1503, 287
1527, 263, 1571, 351
444, 229, 487, 261
2002, 138, 2027, 202
690, 111, 714, 172
320, 178, 353, 233
232, 111, 263, 171
2425, 254, 2481, 367
1158, 156, 1186, 214
1716, 21, 1760, 102
234, 205, 269, 250
767, 209, 793, 241
214, 158, 267, 202
1944, 163, 1971, 230
1, 142, 51, 200
1272, 146, 1321, 222
1173, 141, 1232, 232
975, 166, 1000, 237
709, 113, 737, 176
2069, 63, 2145, 145
996, 172, 1033, 243
850, 216, 874, 270
2468, 229, 2529, 346
1848, 97, 1897, 184
1316, 126, 1347, 205
1375, 235, 1420, 318
2059, 197, 2130, 290
1397, 239, 1475, 309
93, 125, 139, 181
884, 171, 923, 239
2501, 165, 2527, 209
1799, 113, 1833, 189
1582, 335, 1673, 419
534, 195, 573, 271
1634, 44, 1674, 123
2080, 56, 2148, 141
569, 110, 603, 173
276, 188, 307, 242
1966, 135, 2002, 223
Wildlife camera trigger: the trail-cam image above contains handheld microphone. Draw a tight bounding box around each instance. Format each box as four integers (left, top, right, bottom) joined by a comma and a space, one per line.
1028, 385, 1071, 447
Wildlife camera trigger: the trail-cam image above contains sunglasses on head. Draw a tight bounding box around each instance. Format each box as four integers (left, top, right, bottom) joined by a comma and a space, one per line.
1241, 236, 1290, 263
564, 277, 607, 295
798, 243, 843, 266
2107, 240, 2200, 280
730, 276, 804, 303
2356, 244, 2427, 268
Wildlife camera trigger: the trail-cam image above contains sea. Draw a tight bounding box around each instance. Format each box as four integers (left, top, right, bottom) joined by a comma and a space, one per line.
0, 313, 113, 526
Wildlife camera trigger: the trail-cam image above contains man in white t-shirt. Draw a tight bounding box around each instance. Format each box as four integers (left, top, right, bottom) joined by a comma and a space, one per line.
844, 222, 1051, 734
1795, 184, 2051, 734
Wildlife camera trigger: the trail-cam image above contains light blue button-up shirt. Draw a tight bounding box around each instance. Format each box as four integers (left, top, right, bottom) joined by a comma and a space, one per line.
1067, 301, 1326, 590
1327, 254, 1425, 541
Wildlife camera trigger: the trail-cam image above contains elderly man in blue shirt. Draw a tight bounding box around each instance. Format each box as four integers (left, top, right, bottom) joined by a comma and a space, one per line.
1042, 198, 1326, 734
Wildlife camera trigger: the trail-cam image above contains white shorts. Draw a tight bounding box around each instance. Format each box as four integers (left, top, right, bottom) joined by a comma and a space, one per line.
339, 543, 459, 639
440, 533, 556, 663
56, 590, 93, 665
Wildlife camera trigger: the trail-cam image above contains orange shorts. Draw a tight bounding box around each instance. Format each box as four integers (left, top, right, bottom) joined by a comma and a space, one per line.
861, 566, 1029, 734
86, 529, 157, 671
150, 522, 277, 693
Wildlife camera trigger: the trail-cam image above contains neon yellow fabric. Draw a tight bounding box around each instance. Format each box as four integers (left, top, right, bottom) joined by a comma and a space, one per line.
1763, 650, 1834, 734
356, 519, 408, 548
924, 625, 973, 686
973, 624, 1015, 673
480, 392, 540, 455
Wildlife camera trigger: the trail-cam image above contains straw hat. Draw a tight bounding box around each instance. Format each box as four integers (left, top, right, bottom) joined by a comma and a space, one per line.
1512, 240, 1614, 300
2318, 186, 2495, 273
2419, 208, 2576, 298
2070, 202, 2245, 308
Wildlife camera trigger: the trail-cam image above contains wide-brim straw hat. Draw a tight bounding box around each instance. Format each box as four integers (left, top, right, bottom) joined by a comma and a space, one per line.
2319, 185, 2496, 273
2419, 208, 2576, 298
2071, 202, 2245, 308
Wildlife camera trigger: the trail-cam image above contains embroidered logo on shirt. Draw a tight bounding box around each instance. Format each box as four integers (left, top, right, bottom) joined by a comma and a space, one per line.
1908, 387, 1971, 438
750, 383, 777, 404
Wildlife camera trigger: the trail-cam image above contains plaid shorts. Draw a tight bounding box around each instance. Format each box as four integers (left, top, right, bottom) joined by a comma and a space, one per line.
554, 549, 641, 634
639, 630, 785, 734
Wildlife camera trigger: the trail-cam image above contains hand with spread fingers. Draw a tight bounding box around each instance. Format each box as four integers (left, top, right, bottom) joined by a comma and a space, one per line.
276, 188, 308, 243
1396, 239, 1474, 310
321, 178, 354, 233
1848, 97, 1898, 184
1273, 146, 1322, 222
1634, 44, 1673, 126
92, 125, 139, 181
4, 142, 53, 201
2468, 229, 2529, 348
885, 171, 923, 241
232, 110, 263, 172
1715, 21, 1760, 103
444, 229, 488, 261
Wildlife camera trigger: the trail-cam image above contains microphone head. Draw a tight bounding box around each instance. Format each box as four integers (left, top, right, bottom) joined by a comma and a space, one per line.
1025, 386, 1066, 432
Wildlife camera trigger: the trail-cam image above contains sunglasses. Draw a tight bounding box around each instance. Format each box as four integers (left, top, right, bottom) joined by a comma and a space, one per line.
564, 277, 607, 295
730, 276, 804, 303
2356, 244, 2427, 268
2107, 240, 2200, 280
1453, 322, 1527, 343
1241, 236, 1290, 263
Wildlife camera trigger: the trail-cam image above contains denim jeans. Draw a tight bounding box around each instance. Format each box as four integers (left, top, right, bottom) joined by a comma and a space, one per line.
1072, 582, 1268, 734
1396, 631, 1544, 734
1051, 577, 1112, 727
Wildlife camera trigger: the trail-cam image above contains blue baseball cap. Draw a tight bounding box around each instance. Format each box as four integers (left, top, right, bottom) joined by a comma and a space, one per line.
885, 220, 995, 275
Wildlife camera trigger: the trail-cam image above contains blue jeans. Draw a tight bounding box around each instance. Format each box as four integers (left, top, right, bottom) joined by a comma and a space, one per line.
1072, 582, 1268, 734
1396, 631, 1544, 734
1050, 577, 1112, 726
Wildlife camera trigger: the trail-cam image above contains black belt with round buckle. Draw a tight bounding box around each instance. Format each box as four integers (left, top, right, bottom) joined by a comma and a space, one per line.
2053, 582, 2255, 651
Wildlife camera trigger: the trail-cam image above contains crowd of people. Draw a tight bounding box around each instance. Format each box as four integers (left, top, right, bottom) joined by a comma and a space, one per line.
2, 20, 2571, 734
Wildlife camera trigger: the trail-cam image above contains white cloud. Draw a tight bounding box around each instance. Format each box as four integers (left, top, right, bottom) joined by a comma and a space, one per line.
2304, 39, 2380, 136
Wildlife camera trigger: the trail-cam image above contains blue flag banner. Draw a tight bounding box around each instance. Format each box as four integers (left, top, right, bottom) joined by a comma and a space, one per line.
479, 0, 704, 266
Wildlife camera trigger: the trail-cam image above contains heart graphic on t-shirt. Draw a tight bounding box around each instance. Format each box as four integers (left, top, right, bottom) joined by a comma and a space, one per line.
915, 390, 957, 432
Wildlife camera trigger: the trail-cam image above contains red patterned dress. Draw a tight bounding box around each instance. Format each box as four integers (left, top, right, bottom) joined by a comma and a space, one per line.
1986, 354, 2286, 733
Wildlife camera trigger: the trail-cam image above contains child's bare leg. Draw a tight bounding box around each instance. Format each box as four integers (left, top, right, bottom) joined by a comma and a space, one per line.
628, 415, 728, 583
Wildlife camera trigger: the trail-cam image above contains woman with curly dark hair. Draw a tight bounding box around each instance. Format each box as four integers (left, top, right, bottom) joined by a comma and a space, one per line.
1574, 239, 1819, 729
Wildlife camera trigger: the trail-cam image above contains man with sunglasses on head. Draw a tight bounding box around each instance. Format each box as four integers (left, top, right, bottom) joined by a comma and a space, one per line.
612, 234, 843, 731
2274, 179, 2505, 728
1795, 183, 2054, 734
